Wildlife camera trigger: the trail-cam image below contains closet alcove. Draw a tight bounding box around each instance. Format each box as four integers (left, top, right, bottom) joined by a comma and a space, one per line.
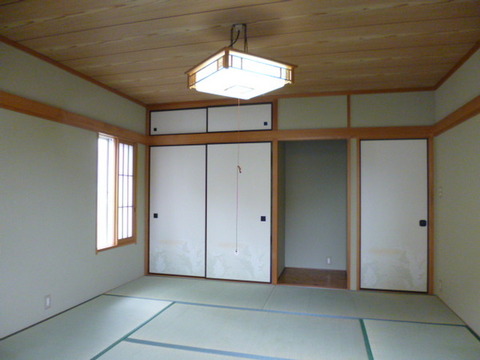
277, 140, 348, 289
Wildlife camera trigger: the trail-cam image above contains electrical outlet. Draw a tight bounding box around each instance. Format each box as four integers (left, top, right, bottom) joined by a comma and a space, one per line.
326, 256, 332, 265
44, 295, 51, 310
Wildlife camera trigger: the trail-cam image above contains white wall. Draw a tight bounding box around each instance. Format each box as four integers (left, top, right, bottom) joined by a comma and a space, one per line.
283, 140, 347, 271
0, 43, 146, 338
434, 114, 480, 335
435, 49, 480, 121
0, 42, 145, 133
351, 91, 435, 127
278, 96, 347, 129
433, 47, 480, 335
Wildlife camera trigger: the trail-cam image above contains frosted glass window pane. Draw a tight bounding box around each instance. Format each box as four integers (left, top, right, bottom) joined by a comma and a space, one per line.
117, 142, 134, 240
97, 135, 115, 250
97, 136, 135, 249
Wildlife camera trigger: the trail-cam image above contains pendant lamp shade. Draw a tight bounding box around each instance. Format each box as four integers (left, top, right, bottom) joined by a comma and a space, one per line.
186, 47, 295, 100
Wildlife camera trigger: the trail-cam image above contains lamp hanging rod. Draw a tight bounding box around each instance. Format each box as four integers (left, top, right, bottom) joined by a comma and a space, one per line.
229, 23, 248, 52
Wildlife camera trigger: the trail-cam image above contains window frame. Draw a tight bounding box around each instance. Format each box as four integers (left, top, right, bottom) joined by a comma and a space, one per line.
96, 133, 137, 252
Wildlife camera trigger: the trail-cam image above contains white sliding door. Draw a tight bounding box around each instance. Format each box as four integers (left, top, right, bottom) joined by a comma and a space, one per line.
149, 145, 206, 277
360, 139, 428, 292
207, 143, 271, 282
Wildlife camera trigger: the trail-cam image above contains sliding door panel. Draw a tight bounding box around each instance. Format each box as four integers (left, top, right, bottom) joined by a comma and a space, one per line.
360, 139, 428, 292
207, 143, 271, 282
149, 145, 206, 277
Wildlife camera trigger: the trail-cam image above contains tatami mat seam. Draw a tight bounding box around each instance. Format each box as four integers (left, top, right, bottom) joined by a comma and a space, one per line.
260, 286, 277, 310
465, 326, 480, 342
124, 338, 295, 360
359, 319, 375, 360
103, 293, 467, 327
90, 302, 175, 359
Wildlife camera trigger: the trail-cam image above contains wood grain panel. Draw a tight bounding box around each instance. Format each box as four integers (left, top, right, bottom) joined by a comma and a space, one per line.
0, 0, 283, 40
66, 43, 471, 78
1, 0, 479, 105
4, 0, 474, 42
20, 17, 480, 62
95, 62, 454, 92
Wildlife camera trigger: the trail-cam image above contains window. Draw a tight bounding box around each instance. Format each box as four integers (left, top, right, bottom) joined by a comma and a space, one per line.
97, 134, 136, 250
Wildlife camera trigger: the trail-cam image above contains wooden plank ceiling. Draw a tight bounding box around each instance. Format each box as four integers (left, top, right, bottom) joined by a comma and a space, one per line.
1, 0, 479, 105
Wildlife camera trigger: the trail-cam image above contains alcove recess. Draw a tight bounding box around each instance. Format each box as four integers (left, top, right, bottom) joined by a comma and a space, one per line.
277, 140, 348, 289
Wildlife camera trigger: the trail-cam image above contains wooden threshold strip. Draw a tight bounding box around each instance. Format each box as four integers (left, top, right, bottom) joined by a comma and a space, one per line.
0, 90, 148, 145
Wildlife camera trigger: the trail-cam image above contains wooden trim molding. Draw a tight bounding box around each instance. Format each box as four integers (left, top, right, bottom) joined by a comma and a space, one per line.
0, 36, 145, 107
147, 88, 436, 111
354, 126, 433, 140
346, 139, 352, 289
145, 146, 151, 275
431, 95, 480, 136
0, 90, 148, 144
356, 139, 362, 291
271, 140, 279, 284
271, 99, 279, 131
149, 126, 434, 146
435, 41, 480, 90
427, 138, 435, 295
147, 97, 279, 111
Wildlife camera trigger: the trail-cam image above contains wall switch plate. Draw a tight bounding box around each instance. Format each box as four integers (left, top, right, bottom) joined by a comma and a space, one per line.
44, 295, 51, 310
326, 256, 332, 265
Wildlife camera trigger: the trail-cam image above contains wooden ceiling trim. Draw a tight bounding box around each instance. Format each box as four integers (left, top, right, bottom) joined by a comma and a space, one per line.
434, 41, 480, 89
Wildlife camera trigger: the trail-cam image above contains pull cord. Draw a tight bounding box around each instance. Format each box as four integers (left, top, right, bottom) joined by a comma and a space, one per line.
235, 98, 242, 254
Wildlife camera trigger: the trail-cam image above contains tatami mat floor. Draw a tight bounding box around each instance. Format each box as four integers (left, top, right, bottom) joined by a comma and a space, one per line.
1, 276, 479, 360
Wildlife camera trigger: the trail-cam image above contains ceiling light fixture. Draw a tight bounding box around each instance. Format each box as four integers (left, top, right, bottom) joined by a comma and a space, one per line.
186, 23, 296, 100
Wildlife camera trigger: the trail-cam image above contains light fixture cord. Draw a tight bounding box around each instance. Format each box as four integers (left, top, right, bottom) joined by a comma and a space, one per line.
235, 99, 242, 254
230, 23, 248, 52
243, 24, 248, 52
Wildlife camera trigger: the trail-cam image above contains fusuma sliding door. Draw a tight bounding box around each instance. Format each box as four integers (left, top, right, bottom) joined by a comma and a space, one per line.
206, 142, 272, 282
149, 142, 272, 282
149, 145, 206, 277
360, 139, 428, 292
